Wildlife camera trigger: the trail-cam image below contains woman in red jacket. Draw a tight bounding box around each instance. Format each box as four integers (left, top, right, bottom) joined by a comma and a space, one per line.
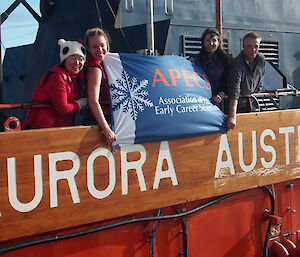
23, 39, 87, 129
85, 28, 117, 146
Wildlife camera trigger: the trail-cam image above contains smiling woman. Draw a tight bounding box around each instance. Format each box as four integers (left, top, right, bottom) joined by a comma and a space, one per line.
84, 27, 117, 146
188, 28, 232, 106
22, 39, 87, 129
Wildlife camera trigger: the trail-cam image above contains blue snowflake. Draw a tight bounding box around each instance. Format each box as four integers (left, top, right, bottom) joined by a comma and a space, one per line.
109, 70, 154, 121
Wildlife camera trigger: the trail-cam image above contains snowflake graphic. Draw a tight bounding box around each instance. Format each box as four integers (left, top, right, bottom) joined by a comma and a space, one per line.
109, 70, 154, 121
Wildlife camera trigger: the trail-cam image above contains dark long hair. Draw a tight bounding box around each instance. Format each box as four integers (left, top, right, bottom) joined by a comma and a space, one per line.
200, 28, 232, 64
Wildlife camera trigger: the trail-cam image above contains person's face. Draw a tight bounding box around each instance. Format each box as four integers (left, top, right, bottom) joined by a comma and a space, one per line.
203, 34, 219, 54
87, 35, 108, 62
65, 54, 85, 75
243, 37, 261, 62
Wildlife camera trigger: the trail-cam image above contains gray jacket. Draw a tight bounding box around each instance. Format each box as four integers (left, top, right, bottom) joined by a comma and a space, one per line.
227, 52, 265, 100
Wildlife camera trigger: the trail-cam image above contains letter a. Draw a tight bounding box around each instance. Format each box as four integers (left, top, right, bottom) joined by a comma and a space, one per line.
215, 134, 235, 178
153, 141, 178, 189
152, 69, 170, 87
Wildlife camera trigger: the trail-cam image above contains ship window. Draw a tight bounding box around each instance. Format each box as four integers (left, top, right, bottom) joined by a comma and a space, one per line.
259, 41, 279, 67
182, 35, 229, 57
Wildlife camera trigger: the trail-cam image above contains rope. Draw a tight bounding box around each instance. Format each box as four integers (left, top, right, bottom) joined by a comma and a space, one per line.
94, 0, 103, 28
104, 0, 134, 53
175, 205, 188, 257
149, 209, 162, 257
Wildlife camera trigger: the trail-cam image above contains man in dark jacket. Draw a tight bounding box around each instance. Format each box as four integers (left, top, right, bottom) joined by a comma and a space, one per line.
226, 32, 265, 130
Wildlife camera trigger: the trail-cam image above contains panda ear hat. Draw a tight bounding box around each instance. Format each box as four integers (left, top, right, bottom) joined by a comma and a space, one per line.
58, 38, 86, 63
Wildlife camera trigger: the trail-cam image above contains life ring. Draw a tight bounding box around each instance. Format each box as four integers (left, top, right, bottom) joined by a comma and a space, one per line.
4, 117, 21, 132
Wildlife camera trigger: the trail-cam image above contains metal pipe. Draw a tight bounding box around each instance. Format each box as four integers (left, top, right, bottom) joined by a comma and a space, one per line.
21, 0, 41, 23
216, 0, 223, 39
1, 1, 41, 25
146, 0, 155, 53
125, 0, 134, 13
164, 0, 174, 16
0, 102, 52, 110
0, 0, 21, 25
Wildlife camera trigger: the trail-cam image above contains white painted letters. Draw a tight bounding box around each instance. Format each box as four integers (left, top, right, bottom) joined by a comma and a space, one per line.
4, 122, 300, 216
49, 152, 80, 208
260, 129, 276, 168
7, 155, 43, 212
215, 134, 235, 178
279, 126, 295, 165
238, 131, 257, 172
120, 144, 147, 195
87, 148, 116, 199
153, 141, 178, 189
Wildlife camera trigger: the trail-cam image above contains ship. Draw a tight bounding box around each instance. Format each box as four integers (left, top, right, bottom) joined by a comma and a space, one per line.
0, 0, 300, 256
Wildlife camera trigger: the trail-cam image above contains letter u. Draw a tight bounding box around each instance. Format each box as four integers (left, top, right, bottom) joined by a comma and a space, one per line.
7, 155, 43, 212
238, 131, 257, 172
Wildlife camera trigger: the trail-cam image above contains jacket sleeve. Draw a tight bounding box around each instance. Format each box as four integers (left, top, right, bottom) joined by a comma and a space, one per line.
217, 57, 232, 98
44, 73, 80, 115
256, 54, 266, 93
227, 63, 242, 100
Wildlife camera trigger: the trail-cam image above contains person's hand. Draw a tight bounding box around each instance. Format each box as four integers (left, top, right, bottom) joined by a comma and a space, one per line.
226, 116, 236, 130
75, 98, 88, 110
189, 56, 196, 62
212, 95, 222, 104
102, 127, 117, 146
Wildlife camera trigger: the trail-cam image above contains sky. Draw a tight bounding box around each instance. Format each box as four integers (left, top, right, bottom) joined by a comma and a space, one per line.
0, 0, 40, 61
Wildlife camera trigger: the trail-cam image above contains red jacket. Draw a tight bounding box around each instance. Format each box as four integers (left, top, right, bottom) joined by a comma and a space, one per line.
23, 65, 80, 128
85, 55, 110, 116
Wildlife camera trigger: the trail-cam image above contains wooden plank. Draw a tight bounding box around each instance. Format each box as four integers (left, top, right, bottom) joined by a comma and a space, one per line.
1, 109, 300, 242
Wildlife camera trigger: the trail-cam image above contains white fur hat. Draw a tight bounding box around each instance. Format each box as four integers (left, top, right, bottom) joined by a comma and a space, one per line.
58, 39, 86, 63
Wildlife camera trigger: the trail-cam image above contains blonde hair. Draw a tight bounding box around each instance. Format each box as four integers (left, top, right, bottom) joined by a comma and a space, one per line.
85, 27, 110, 51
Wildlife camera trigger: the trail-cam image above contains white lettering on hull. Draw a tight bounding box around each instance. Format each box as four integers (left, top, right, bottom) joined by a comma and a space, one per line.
87, 148, 116, 199
7, 155, 43, 212
238, 131, 257, 172
215, 126, 300, 178
3, 124, 300, 215
279, 126, 294, 165
214, 134, 235, 178
153, 141, 178, 189
121, 144, 147, 195
2, 141, 179, 215
49, 152, 81, 208
260, 129, 276, 168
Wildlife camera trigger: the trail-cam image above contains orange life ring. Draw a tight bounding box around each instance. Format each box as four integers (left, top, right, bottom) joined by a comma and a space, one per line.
4, 117, 21, 132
